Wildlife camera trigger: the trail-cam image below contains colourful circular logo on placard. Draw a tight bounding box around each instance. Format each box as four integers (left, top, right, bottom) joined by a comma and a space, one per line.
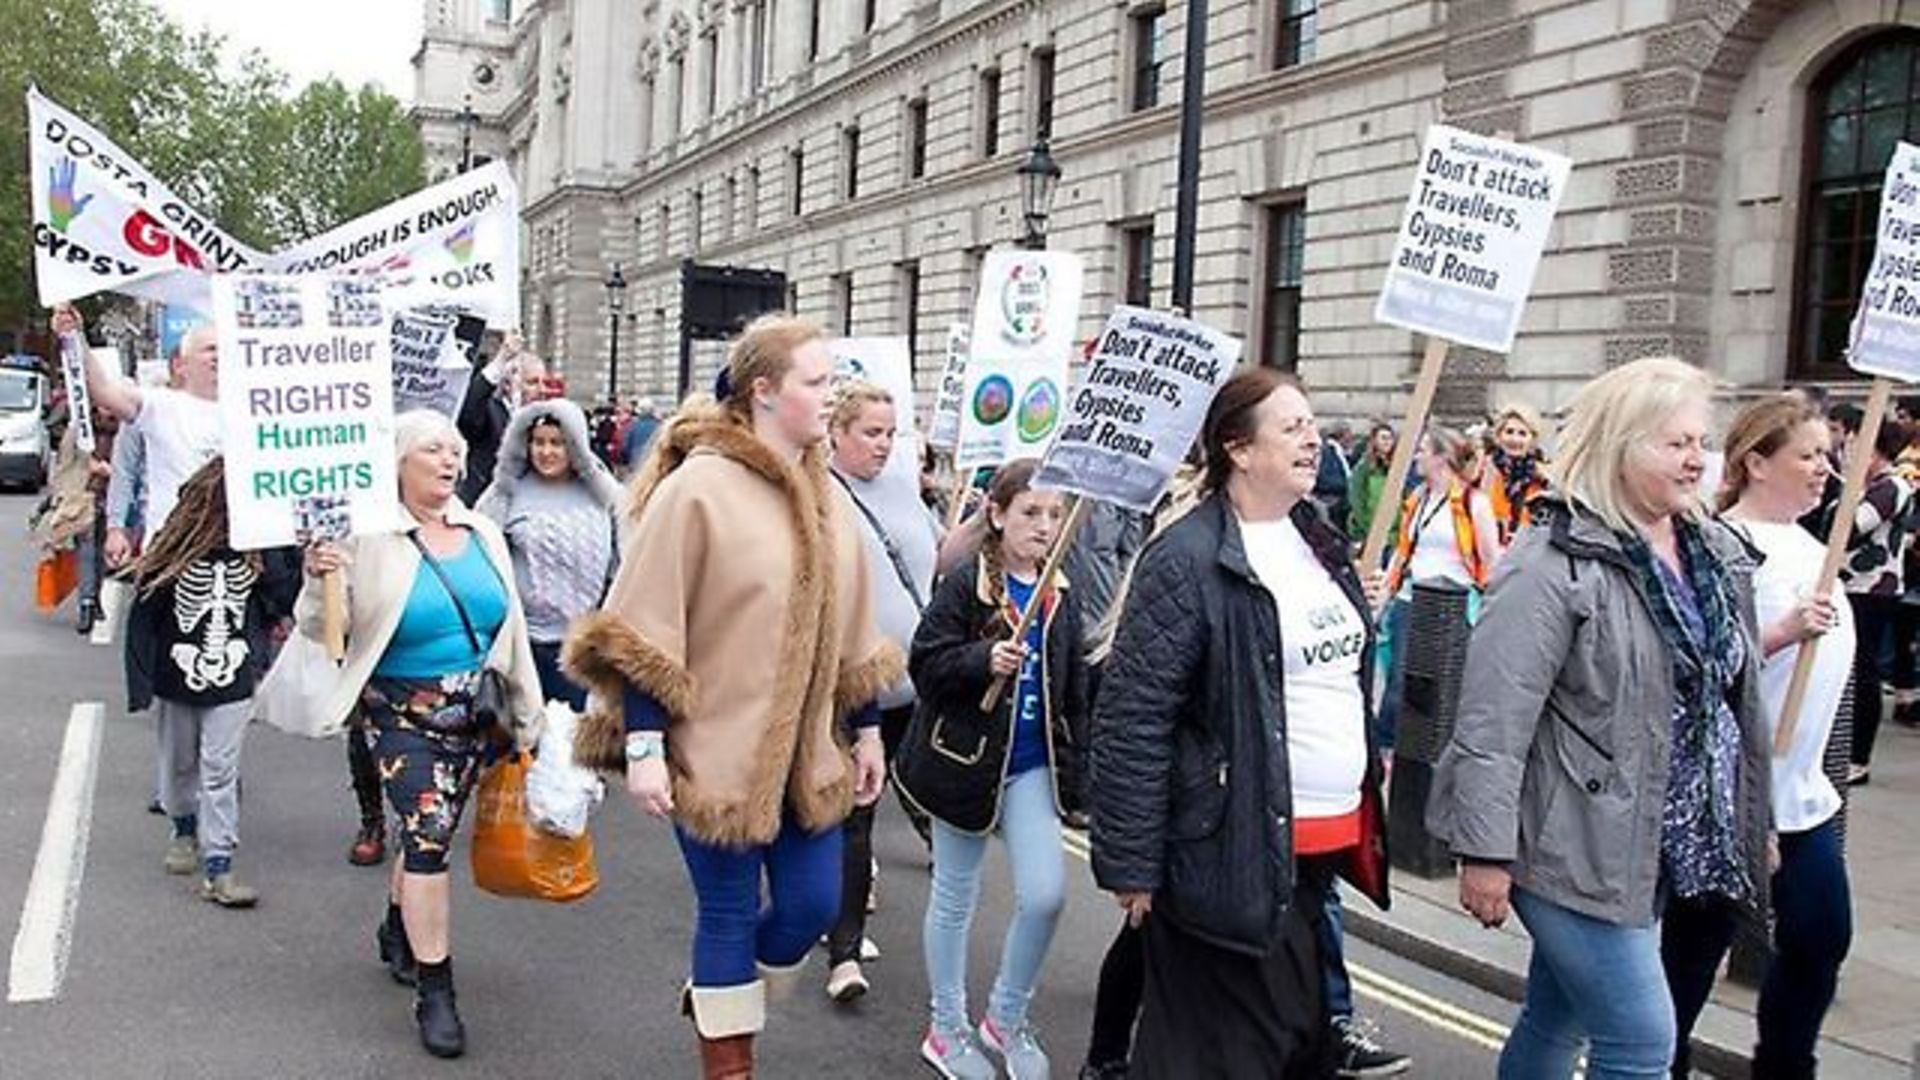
1017, 378, 1061, 443
1000, 261, 1052, 346
972, 375, 1014, 425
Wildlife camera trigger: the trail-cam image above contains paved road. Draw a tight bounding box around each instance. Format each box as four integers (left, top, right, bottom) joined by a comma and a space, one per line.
0, 494, 1525, 1078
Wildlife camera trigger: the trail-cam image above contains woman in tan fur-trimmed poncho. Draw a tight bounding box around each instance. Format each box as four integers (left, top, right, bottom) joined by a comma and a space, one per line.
563, 314, 901, 1079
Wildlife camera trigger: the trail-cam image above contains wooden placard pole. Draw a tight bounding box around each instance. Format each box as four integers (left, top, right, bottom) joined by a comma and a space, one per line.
322, 570, 348, 662
1775, 376, 1893, 757
1358, 335, 1452, 579
980, 495, 1091, 713
946, 460, 973, 531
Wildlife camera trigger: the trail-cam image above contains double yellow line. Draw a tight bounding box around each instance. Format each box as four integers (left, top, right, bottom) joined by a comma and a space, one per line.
1058, 826, 1515, 1055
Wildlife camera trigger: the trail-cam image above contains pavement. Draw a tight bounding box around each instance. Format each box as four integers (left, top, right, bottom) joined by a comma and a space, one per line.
1344, 728, 1920, 1079
0, 492, 1524, 1078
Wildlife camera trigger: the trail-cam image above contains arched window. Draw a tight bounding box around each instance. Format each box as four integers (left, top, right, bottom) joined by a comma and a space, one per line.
1795, 30, 1920, 378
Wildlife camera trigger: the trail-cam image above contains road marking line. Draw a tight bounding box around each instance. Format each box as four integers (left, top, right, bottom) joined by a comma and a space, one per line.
1352, 976, 1508, 1052
8, 702, 105, 1004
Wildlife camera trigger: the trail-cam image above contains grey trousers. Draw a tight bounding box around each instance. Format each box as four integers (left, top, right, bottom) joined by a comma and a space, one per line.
156, 698, 251, 860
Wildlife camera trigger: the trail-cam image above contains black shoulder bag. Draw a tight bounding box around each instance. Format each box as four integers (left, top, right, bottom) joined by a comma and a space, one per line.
408, 530, 511, 729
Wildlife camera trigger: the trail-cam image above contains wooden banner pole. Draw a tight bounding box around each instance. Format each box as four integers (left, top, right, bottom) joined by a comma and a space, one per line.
1775, 376, 1893, 757
946, 461, 973, 531
980, 495, 1091, 713
322, 570, 348, 662
1358, 336, 1452, 578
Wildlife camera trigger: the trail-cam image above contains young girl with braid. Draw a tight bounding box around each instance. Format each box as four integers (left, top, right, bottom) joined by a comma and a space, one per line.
126, 457, 302, 907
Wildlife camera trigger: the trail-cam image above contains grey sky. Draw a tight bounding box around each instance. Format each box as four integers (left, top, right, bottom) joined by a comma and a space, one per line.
151, 0, 422, 103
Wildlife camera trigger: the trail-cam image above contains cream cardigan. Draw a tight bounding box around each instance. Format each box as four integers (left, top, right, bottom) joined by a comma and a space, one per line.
295, 502, 545, 747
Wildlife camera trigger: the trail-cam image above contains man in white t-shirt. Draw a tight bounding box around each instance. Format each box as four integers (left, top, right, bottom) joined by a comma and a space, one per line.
53, 305, 222, 540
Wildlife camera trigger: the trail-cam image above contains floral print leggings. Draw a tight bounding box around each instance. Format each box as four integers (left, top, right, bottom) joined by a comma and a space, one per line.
359, 674, 488, 874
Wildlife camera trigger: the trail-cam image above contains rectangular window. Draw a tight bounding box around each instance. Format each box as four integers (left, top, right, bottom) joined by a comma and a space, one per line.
979, 68, 1002, 158
898, 260, 922, 353
750, 1, 770, 91
1131, 6, 1165, 112
843, 125, 860, 200
671, 58, 686, 134
1030, 48, 1056, 141
486, 0, 510, 23
690, 188, 704, 251
864, 0, 878, 33
790, 147, 804, 217
724, 175, 738, 240
1121, 222, 1155, 307
831, 272, 854, 335
906, 98, 928, 180
658, 201, 671, 257
1276, 0, 1318, 70
1263, 202, 1307, 370
744, 165, 760, 232
703, 32, 719, 118
808, 0, 822, 61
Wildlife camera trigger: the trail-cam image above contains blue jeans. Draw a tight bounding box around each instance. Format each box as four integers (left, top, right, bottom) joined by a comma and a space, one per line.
924, 766, 1065, 1031
1503, 887, 1674, 1079
1322, 883, 1353, 1019
675, 810, 843, 987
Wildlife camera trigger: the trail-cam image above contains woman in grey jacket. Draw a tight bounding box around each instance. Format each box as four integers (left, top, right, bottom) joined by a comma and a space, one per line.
1429, 357, 1772, 1080
475, 398, 622, 709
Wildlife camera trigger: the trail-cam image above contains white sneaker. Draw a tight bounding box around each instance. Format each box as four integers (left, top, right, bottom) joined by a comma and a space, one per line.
827, 960, 869, 1003
921, 1024, 997, 1080
860, 936, 882, 962
979, 1015, 1051, 1080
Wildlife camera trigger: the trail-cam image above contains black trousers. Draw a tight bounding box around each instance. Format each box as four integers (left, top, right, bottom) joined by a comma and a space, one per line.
827, 705, 919, 965
1086, 920, 1146, 1068
1849, 592, 1902, 767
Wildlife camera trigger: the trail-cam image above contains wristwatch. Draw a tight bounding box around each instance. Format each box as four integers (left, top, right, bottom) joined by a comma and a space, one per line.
624, 731, 666, 763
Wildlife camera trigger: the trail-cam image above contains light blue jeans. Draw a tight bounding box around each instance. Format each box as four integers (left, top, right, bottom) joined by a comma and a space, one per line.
923, 766, 1066, 1032
1501, 886, 1675, 1079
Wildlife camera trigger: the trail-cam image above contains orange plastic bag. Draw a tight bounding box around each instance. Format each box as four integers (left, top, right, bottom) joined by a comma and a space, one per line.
470, 753, 599, 903
34, 549, 77, 614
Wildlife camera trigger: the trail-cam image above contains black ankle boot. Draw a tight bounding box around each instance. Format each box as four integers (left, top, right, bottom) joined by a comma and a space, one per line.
376, 903, 416, 986
414, 959, 465, 1058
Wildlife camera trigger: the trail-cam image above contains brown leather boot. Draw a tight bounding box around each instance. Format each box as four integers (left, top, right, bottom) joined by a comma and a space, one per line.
697, 1033, 754, 1079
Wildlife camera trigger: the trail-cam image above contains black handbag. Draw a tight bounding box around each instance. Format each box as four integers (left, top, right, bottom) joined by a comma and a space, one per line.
408, 531, 511, 728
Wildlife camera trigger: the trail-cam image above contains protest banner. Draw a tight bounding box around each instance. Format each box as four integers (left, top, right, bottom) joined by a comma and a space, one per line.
390, 309, 468, 416
928, 324, 970, 452
213, 272, 401, 553
57, 334, 95, 454
1360, 126, 1571, 575
1776, 141, 1920, 755
28, 86, 266, 309
27, 88, 522, 324
1034, 306, 1240, 513
954, 251, 1083, 471
829, 336, 921, 483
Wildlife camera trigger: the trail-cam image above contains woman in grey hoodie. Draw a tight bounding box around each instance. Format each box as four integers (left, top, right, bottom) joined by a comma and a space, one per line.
476, 398, 623, 709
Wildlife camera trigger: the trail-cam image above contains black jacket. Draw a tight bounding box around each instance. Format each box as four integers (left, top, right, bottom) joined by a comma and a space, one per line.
125, 547, 303, 713
457, 368, 511, 506
896, 555, 1091, 834
1090, 493, 1390, 956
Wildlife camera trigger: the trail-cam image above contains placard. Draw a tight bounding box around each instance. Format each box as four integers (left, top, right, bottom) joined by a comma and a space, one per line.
956, 250, 1084, 469
57, 334, 94, 453
390, 309, 468, 416
1849, 141, 1920, 379
829, 336, 919, 484
1034, 307, 1239, 512
213, 273, 401, 550
1374, 125, 1572, 353
927, 323, 970, 452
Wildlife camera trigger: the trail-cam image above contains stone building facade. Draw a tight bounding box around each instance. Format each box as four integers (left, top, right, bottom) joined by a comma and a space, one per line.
413, 0, 1920, 421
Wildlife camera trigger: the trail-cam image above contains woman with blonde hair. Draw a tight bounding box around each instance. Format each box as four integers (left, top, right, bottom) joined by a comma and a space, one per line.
300, 409, 546, 1059
563, 314, 898, 1078
1487, 402, 1549, 542
1656, 394, 1853, 1078
1429, 357, 1772, 1079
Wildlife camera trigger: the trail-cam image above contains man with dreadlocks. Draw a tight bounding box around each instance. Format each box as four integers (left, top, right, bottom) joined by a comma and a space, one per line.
126, 458, 301, 907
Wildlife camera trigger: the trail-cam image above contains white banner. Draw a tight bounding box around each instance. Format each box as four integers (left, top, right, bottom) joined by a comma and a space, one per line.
1374, 125, 1572, 353
57, 334, 95, 454
390, 309, 469, 416
956, 251, 1083, 470
927, 323, 969, 452
1849, 141, 1920, 380
29, 87, 522, 324
214, 273, 401, 551
28, 86, 266, 308
1034, 307, 1240, 513
830, 336, 919, 483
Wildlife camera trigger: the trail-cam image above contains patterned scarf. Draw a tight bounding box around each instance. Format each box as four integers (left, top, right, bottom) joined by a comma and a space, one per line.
1491, 448, 1543, 532
1619, 520, 1751, 903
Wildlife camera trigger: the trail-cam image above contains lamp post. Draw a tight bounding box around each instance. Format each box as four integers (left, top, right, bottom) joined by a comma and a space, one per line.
605, 263, 627, 401
459, 95, 477, 172
1170, 0, 1209, 312
1018, 139, 1062, 250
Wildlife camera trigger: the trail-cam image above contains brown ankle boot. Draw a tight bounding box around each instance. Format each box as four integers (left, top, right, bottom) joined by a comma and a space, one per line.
697, 1033, 753, 1079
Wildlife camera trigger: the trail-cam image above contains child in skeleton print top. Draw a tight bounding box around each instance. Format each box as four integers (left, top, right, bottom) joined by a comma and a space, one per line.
129, 458, 301, 907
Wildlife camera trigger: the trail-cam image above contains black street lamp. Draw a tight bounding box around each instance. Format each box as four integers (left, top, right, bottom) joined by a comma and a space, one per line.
459, 96, 477, 172
605, 263, 628, 401
1018, 139, 1062, 250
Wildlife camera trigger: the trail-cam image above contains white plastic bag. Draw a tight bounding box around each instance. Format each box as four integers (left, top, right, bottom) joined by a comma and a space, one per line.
258, 632, 347, 739
525, 700, 605, 838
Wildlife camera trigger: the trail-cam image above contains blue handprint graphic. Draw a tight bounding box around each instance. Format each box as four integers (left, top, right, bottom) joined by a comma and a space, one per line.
48, 157, 94, 234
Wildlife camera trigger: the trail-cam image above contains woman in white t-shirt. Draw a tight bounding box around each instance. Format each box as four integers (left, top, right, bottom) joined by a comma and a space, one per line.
1665, 394, 1854, 1077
